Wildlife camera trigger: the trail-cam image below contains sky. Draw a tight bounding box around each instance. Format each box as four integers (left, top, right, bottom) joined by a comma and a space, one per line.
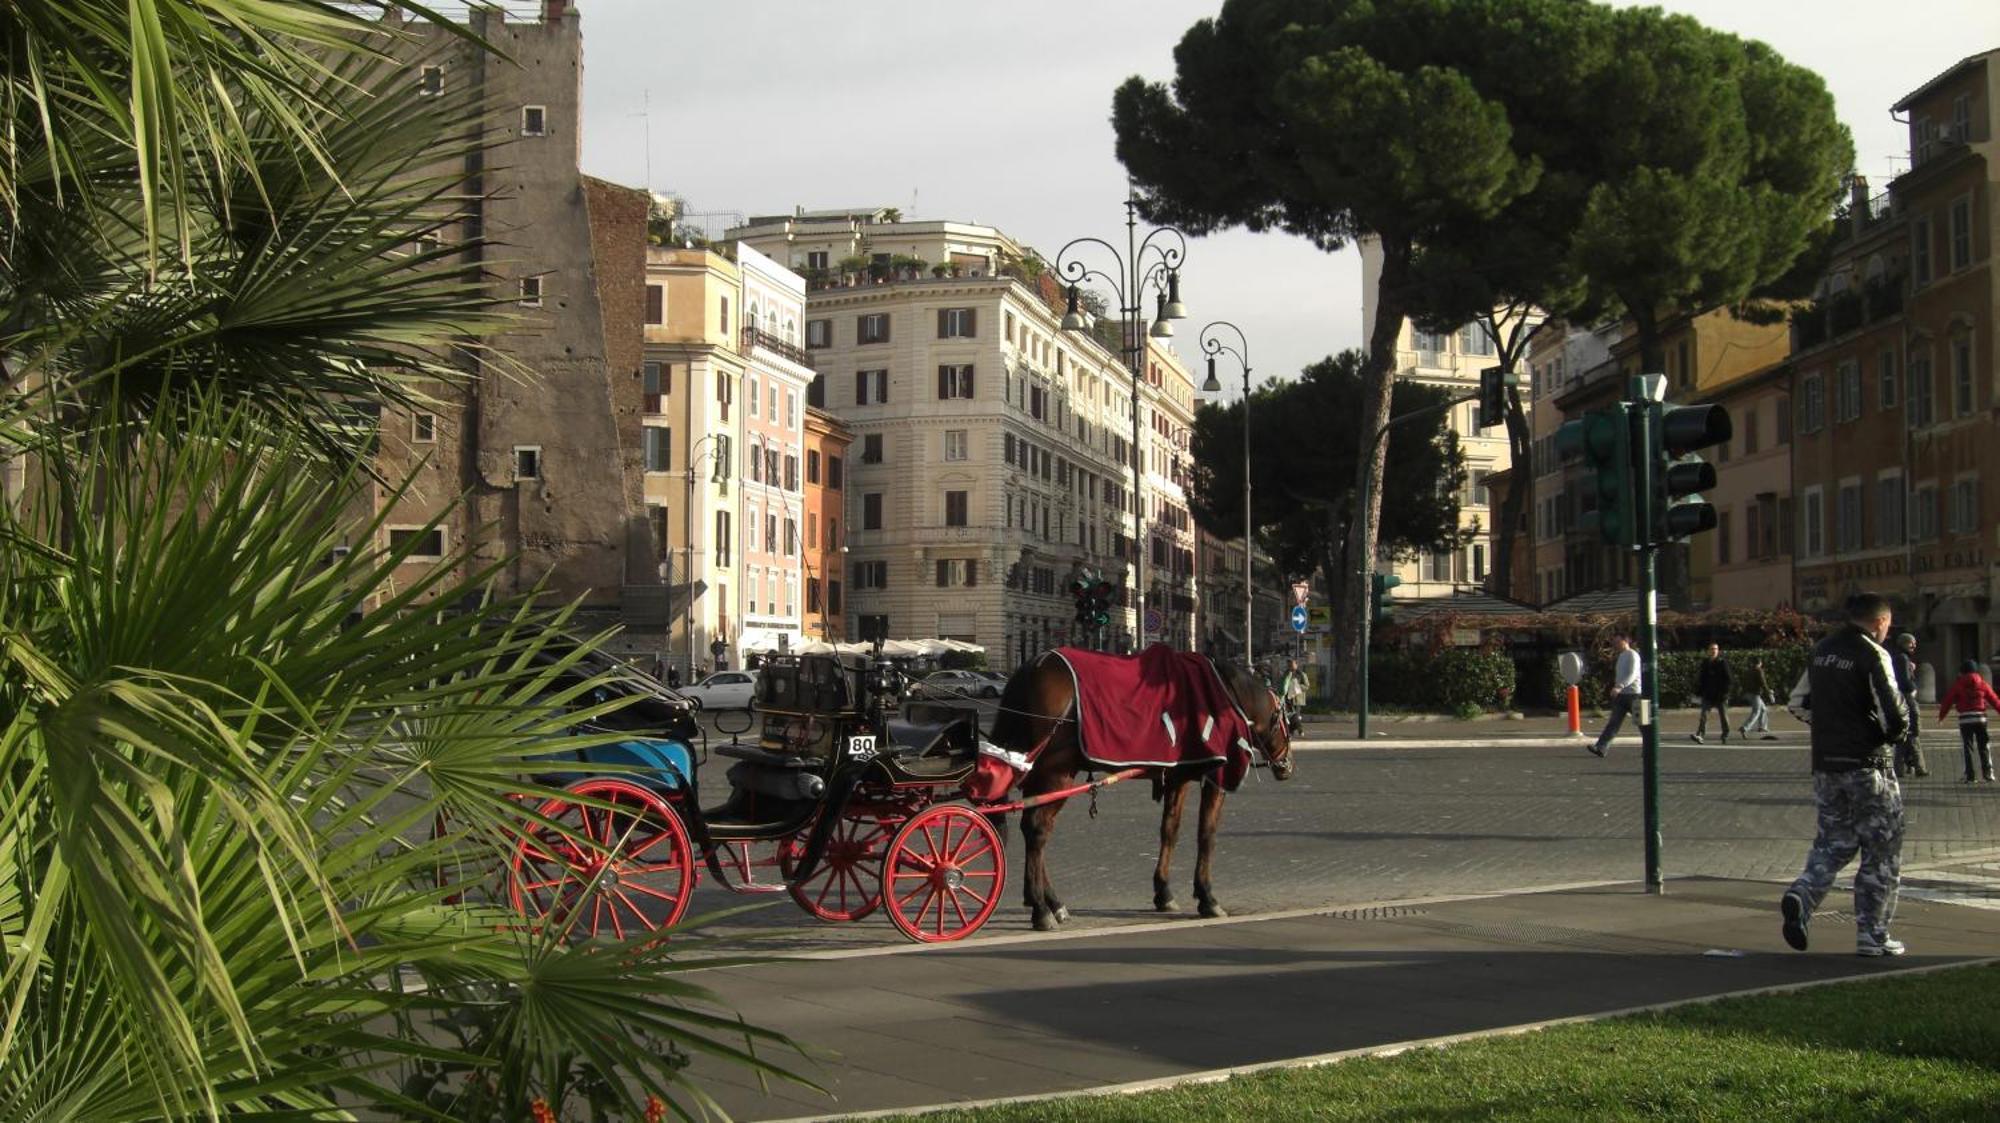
557, 0, 2000, 395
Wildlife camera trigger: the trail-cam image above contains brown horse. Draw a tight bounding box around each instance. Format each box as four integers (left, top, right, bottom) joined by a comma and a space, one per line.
989, 653, 1296, 931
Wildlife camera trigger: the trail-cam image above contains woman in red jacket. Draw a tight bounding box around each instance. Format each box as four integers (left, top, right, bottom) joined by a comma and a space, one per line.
1936, 660, 2000, 783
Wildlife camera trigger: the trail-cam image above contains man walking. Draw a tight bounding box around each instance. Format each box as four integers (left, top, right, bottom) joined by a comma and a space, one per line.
1780, 592, 1910, 957
1692, 643, 1733, 744
1738, 658, 1778, 740
1588, 633, 1641, 758
1891, 633, 1927, 778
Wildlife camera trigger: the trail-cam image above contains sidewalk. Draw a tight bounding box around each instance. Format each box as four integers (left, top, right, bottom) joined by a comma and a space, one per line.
683, 878, 2000, 1121
1301, 705, 1810, 742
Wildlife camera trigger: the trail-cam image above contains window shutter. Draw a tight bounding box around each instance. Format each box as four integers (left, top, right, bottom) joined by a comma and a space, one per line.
965, 309, 976, 338
938, 309, 949, 337
856, 371, 867, 405
937, 367, 949, 399
964, 366, 974, 397
966, 560, 977, 587
937, 560, 949, 587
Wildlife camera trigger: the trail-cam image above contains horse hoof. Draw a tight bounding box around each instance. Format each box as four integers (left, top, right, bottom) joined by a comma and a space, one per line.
1033, 912, 1060, 932
1054, 905, 1071, 924
1199, 901, 1229, 919
1154, 898, 1180, 913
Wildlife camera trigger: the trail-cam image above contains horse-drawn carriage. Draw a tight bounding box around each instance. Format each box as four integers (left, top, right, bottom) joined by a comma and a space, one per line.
496, 641, 1295, 944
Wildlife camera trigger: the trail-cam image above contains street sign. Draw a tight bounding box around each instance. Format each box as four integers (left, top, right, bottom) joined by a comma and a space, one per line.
1144, 609, 1163, 636
1290, 604, 1309, 633
1307, 605, 1331, 628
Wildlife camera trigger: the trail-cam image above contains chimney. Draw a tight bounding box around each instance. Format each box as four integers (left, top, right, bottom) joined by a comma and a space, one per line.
1849, 174, 1870, 234
544, 0, 571, 20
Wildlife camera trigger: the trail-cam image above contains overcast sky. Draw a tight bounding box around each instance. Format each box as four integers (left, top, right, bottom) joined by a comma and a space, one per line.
564, 0, 1998, 393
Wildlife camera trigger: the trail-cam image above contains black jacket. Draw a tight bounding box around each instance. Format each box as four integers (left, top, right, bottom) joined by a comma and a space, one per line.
1697, 657, 1733, 704
1796, 625, 1909, 772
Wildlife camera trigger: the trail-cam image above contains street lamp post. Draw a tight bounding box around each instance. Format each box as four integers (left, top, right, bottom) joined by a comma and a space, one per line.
1198, 320, 1253, 669
683, 433, 728, 679
1055, 190, 1187, 650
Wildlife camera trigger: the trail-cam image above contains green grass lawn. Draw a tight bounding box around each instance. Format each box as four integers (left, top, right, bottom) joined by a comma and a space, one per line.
883, 965, 2000, 1122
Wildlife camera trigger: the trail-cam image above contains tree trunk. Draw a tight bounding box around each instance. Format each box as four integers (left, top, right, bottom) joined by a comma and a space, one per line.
1333, 237, 1411, 708
1491, 384, 1532, 602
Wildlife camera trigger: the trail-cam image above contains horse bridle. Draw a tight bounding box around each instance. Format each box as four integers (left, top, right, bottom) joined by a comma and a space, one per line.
1252, 688, 1292, 767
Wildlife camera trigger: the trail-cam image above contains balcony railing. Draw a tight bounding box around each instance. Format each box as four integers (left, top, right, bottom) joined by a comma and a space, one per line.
741, 326, 815, 370
1789, 274, 1906, 353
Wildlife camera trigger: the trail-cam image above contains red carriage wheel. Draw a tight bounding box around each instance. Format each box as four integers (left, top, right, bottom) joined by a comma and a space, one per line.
881, 804, 1005, 943
780, 813, 894, 922
508, 778, 695, 941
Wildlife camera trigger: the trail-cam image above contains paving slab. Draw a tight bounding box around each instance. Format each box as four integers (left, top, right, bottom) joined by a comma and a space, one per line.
677, 877, 2000, 1121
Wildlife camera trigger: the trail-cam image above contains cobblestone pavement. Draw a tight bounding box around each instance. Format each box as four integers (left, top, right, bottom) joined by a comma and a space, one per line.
682, 729, 1999, 950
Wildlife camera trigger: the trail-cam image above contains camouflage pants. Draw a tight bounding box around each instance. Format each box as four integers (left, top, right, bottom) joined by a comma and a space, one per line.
1788, 768, 1904, 938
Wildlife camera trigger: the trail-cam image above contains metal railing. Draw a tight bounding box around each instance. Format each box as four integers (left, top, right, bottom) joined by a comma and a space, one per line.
741, 326, 815, 370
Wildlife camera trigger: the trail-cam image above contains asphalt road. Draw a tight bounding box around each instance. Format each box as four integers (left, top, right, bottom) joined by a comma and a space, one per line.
672, 722, 2000, 951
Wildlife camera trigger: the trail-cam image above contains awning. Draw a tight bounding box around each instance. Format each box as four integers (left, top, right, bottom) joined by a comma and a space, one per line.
738, 626, 800, 654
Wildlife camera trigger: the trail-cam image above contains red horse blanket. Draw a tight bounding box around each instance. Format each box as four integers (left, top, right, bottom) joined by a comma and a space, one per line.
1052, 645, 1256, 791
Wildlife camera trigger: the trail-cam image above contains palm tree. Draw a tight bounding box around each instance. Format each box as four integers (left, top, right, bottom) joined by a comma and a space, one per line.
0, 3, 800, 1118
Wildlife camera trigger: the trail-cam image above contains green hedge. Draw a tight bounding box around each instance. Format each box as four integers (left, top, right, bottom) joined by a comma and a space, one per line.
1553, 646, 1811, 708
1370, 648, 1517, 711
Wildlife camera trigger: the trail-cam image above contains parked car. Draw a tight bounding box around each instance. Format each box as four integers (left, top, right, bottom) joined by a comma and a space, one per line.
972, 670, 1012, 694
678, 669, 760, 712
913, 668, 1002, 700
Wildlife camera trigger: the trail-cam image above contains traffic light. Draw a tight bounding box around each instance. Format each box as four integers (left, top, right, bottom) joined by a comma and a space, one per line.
1370, 573, 1402, 626
1476, 365, 1510, 430
1089, 580, 1115, 628
1649, 403, 1731, 543
1070, 572, 1094, 627
1556, 406, 1636, 548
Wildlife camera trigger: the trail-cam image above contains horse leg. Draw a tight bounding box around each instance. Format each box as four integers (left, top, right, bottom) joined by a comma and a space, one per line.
1194, 780, 1229, 919
1152, 777, 1191, 912
1018, 779, 1073, 930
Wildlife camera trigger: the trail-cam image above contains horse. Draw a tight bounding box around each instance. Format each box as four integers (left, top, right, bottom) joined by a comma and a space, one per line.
988, 652, 1296, 931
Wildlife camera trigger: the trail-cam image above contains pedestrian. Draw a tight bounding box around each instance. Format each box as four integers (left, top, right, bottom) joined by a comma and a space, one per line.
1279, 658, 1308, 736
667, 664, 683, 689
1587, 633, 1640, 758
1738, 658, 1778, 740
1891, 633, 1928, 778
1936, 659, 2000, 784
1779, 591, 1910, 957
1691, 643, 1733, 744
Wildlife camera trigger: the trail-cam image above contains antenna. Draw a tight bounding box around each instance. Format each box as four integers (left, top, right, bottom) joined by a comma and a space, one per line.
628, 89, 653, 190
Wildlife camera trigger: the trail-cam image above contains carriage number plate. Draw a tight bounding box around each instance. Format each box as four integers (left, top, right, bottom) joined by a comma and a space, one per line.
846, 735, 878, 758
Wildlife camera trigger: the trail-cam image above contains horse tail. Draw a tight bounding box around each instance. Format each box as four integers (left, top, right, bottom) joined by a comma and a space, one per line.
989, 655, 1042, 750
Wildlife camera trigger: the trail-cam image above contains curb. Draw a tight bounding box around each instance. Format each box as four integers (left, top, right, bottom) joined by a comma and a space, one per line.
772, 954, 2000, 1122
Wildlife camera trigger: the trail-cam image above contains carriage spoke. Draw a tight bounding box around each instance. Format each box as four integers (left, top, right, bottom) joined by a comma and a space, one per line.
621, 879, 684, 905
609, 886, 653, 934
946, 887, 971, 930
627, 824, 677, 862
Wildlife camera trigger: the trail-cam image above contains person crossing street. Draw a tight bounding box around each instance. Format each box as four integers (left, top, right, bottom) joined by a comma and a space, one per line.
1892, 633, 1928, 778
1738, 658, 1778, 740
1691, 643, 1733, 744
1936, 660, 2000, 784
1588, 634, 1641, 758
1780, 592, 1910, 958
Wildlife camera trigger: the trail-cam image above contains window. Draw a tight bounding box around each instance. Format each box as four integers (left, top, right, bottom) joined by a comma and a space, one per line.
861, 434, 882, 464
1835, 481, 1863, 555
389, 526, 446, 560
1412, 327, 1448, 362
858, 313, 890, 344
806, 250, 828, 272
1776, 395, 1791, 444
1949, 196, 1972, 271
716, 370, 731, 423
853, 561, 888, 589
713, 433, 731, 480
827, 456, 843, 490
418, 65, 443, 96
746, 377, 759, 419
807, 577, 822, 613
513, 445, 541, 481
806, 373, 826, 408
1472, 543, 1487, 583
856, 369, 887, 404
807, 450, 820, 484
1911, 484, 1938, 543
937, 364, 975, 399
1908, 353, 1934, 428
828, 580, 843, 614
784, 517, 798, 557
935, 559, 978, 587
1800, 373, 1824, 433
1878, 348, 1898, 408
826, 517, 839, 550
1426, 551, 1452, 582
412, 413, 437, 443
1951, 336, 1974, 416
623, 424, 663, 474
1802, 486, 1823, 558
518, 276, 542, 307
1950, 92, 1972, 142
746, 442, 761, 482
1912, 216, 1932, 286
858, 613, 889, 639
765, 448, 780, 487
1716, 510, 1731, 566
1745, 501, 1762, 560
863, 492, 882, 530
1459, 323, 1495, 356
642, 361, 667, 413
784, 454, 798, 491
1950, 476, 1980, 535
806, 319, 831, 348
1741, 403, 1758, 455
1834, 359, 1861, 423
1468, 469, 1489, 507
786, 390, 798, 429
765, 514, 777, 555
943, 430, 968, 462
520, 105, 546, 136
1875, 474, 1904, 547
719, 295, 730, 334
944, 490, 968, 527
768, 383, 778, 420
650, 505, 670, 560
938, 308, 977, 338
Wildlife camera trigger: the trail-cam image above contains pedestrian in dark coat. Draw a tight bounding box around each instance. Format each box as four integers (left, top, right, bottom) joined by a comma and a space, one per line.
1737, 659, 1777, 739
1692, 643, 1733, 744
1892, 633, 1927, 778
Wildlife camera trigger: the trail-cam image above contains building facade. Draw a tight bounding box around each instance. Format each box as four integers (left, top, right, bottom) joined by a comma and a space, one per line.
735, 244, 815, 657
803, 407, 853, 642
1790, 49, 1999, 674
1702, 360, 1795, 609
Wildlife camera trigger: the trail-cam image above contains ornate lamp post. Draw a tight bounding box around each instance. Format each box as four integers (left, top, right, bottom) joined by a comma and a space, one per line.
1054, 193, 1187, 649
1198, 320, 1253, 668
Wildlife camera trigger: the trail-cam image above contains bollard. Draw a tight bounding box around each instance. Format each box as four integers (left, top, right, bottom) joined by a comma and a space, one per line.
1566, 684, 1582, 736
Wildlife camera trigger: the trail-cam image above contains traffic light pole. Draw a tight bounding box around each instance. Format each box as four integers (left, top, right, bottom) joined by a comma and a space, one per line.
1629, 394, 1664, 894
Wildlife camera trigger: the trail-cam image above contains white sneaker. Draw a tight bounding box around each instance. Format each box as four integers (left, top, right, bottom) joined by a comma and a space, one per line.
1856, 933, 1907, 957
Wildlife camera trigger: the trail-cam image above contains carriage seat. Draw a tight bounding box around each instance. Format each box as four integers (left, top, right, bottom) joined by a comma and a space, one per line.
879, 702, 979, 783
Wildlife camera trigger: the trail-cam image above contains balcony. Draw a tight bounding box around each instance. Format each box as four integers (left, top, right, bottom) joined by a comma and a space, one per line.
741, 326, 815, 370
1789, 275, 1906, 353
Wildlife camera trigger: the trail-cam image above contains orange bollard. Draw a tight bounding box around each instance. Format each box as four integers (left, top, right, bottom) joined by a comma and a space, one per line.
1566, 685, 1582, 736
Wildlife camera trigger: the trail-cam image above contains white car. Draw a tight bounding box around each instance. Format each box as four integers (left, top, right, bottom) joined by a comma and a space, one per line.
678, 669, 759, 712
914, 669, 1002, 700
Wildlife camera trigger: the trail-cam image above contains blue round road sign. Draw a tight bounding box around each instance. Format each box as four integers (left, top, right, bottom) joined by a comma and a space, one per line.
1290, 604, 1309, 633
